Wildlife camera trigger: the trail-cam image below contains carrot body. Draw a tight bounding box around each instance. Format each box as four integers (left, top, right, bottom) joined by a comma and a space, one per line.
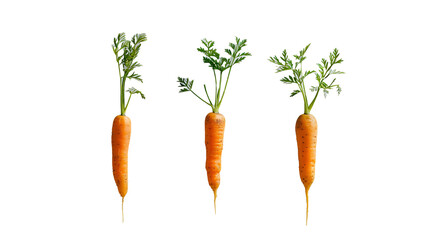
295, 114, 317, 225
205, 112, 225, 212
112, 115, 131, 199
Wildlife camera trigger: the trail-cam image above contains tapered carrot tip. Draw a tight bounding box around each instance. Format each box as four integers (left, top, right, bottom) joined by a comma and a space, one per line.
305, 188, 309, 226
214, 189, 217, 214
122, 197, 125, 223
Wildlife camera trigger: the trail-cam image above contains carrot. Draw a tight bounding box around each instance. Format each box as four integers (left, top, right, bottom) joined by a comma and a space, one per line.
111, 32, 147, 222
112, 115, 131, 220
178, 37, 250, 212
269, 44, 344, 225
205, 112, 225, 213
295, 114, 317, 225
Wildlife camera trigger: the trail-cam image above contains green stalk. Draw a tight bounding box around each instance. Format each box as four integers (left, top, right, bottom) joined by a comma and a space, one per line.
297, 84, 309, 114
304, 102, 310, 114
189, 89, 212, 107
218, 66, 233, 107
307, 64, 332, 113
116, 61, 125, 116
124, 93, 132, 113
113, 33, 146, 117
301, 82, 310, 114
213, 69, 218, 108
299, 62, 310, 114
204, 84, 214, 111
217, 71, 223, 101
120, 79, 124, 115
120, 73, 128, 116
213, 71, 224, 113
178, 37, 250, 114
308, 87, 321, 113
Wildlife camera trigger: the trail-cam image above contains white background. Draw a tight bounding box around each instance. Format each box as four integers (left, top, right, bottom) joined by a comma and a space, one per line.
1, 0, 428, 239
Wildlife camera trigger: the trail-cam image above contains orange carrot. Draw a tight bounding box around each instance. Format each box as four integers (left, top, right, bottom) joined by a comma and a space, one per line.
112, 115, 131, 221
205, 112, 225, 212
270, 44, 344, 224
111, 32, 147, 222
178, 37, 250, 213
295, 114, 317, 225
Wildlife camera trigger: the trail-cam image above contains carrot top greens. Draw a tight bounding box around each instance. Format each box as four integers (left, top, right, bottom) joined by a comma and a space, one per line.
112, 33, 147, 116
269, 44, 344, 114
178, 37, 251, 113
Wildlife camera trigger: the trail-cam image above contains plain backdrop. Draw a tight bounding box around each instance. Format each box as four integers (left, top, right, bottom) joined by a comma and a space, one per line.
1, 0, 428, 239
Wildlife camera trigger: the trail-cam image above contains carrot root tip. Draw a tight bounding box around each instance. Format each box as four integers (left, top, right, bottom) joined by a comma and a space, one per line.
122, 197, 125, 223
214, 189, 217, 215
305, 188, 309, 226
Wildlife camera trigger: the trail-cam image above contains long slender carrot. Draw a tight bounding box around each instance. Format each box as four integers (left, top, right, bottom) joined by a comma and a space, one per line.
269, 44, 344, 225
295, 114, 317, 225
112, 115, 131, 221
111, 32, 147, 222
205, 112, 225, 213
178, 37, 250, 212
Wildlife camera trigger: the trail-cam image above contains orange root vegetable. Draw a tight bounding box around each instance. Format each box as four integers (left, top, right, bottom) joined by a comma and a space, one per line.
295, 114, 317, 225
178, 37, 250, 213
112, 115, 131, 222
270, 44, 344, 225
205, 112, 225, 213
111, 32, 146, 222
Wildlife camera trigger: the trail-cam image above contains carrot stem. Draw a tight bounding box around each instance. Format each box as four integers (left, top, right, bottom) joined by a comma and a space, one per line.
203, 84, 214, 107
188, 88, 212, 107
120, 74, 127, 116
124, 93, 132, 113
308, 87, 320, 112
213, 69, 218, 106
116, 63, 124, 115
218, 66, 232, 109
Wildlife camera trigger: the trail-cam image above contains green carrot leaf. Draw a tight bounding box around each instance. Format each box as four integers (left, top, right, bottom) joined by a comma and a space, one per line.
269, 44, 344, 114
127, 87, 145, 99
323, 89, 329, 98
128, 72, 143, 83
336, 85, 342, 95
280, 76, 295, 84
310, 86, 319, 92
291, 90, 301, 97
268, 50, 293, 73
178, 37, 250, 113
177, 77, 194, 93
113, 32, 147, 116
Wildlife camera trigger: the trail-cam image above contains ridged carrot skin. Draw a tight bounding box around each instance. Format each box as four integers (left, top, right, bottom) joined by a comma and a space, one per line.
295, 113, 317, 225
112, 115, 131, 199
205, 112, 225, 211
